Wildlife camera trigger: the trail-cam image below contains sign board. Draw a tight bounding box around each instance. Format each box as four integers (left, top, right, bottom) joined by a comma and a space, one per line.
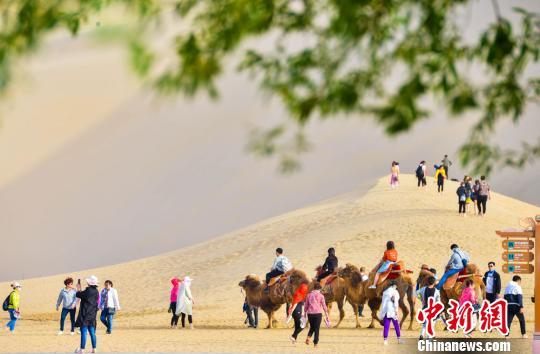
502, 240, 534, 250
503, 251, 534, 262
497, 230, 535, 238
503, 263, 534, 274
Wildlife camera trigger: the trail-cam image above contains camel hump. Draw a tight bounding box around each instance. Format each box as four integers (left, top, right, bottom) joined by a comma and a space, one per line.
320, 273, 338, 287
466, 263, 480, 275
268, 269, 295, 287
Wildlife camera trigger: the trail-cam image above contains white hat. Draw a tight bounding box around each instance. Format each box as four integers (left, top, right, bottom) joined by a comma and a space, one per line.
86, 275, 99, 286
10, 282, 21, 289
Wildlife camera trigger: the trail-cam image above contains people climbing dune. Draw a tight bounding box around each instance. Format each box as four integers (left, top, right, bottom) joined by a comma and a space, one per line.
369, 241, 398, 289
415, 161, 427, 187
436, 244, 470, 290
434, 165, 446, 193
390, 161, 400, 189
316, 248, 338, 282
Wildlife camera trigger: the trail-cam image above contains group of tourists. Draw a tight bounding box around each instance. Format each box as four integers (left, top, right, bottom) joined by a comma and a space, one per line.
249, 242, 529, 347
391, 155, 493, 216
3, 276, 120, 354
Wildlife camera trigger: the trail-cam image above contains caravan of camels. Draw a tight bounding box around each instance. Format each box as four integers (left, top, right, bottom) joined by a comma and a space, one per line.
238, 246, 486, 330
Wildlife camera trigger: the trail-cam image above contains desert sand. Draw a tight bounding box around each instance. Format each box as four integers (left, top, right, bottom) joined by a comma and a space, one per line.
0, 174, 538, 353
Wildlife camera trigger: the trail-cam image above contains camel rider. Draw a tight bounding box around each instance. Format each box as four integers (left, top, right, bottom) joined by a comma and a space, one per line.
369, 241, 398, 289
436, 244, 470, 290
265, 248, 293, 285
317, 248, 338, 282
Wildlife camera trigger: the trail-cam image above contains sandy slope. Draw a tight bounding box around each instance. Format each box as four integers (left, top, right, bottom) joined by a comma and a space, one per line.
0, 174, 538, 353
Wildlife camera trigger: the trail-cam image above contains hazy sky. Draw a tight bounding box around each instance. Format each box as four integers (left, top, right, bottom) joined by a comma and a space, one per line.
0, 0, 538, 281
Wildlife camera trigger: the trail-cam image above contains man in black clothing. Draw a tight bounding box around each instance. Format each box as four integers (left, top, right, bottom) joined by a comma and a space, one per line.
482, 261, 501, 303
317, 248, 338, 281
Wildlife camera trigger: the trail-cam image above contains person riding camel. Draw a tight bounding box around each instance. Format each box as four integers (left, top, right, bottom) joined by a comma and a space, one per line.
265, 248, 293, 286
369, 241, 398, 289
316, 248, 338, 282
436, 244, 470, 290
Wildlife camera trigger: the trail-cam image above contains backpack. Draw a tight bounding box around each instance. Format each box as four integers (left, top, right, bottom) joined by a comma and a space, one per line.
415, 165, 423, 177
2, 293, 11, 311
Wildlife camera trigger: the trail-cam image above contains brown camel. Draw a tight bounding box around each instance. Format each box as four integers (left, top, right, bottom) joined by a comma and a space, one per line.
417, 263, 486, 309
338, 263, 416, 330
313, 268, 347, 328
238, 269, 308, 329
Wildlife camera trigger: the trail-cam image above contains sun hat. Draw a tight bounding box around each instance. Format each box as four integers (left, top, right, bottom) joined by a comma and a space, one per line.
86, 275, 99, 286
10, 281, 21, 289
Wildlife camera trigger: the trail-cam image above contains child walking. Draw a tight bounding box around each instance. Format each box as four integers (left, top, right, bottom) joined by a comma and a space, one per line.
379, 280, 403, 345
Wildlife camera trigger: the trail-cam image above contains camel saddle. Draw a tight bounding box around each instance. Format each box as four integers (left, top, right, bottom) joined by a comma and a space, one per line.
320, 272, 338, 287
268, 269, 294, 287
371, 260, 410, 284
442, 264, 479, 290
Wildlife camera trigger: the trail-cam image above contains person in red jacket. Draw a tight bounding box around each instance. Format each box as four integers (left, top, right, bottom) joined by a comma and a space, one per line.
287, 282, 309, 343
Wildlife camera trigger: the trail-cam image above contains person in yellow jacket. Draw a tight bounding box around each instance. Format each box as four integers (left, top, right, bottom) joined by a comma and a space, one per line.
5, 282, 21, 333
434, 165, 447, 193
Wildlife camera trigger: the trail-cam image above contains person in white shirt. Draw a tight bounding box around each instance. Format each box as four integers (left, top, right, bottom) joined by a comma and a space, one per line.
99, 280, 121, 334
265, 248, 293, 285
504, 276, 527, 338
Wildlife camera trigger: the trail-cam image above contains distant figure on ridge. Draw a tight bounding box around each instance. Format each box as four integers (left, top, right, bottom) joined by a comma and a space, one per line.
434, 165, 446, 193
390, 161, 400, 189
477, 176, 491, 216
415, 161, 427, 187
441, 155, 452, 178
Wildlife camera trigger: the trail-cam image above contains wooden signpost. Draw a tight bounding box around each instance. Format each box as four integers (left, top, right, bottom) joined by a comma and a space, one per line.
497, 215, 540, 341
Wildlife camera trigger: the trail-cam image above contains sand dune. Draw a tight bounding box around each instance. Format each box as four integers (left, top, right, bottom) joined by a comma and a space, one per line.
0, 174, 538, 353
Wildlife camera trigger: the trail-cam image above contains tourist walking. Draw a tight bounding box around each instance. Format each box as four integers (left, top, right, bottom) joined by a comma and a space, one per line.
169, 277, 181, 328
441, 155, 452, 178
4, 282, 21, 333
390, 161, 400, 189
75, 276, 99, 354
99, 280, 120, 334
56, 277, 78, 335
456, 182, 467, 215
415, 161, 427, 187
504, 276, 527, 339
288, 282, 308, 343
379, 280, 403, 345
434, 165, 446, 193
243, 297, 258, 328
303, 282, 329, 348
483, 262, 501, 303
477, 176, 491, 216
176, 276, 194, 329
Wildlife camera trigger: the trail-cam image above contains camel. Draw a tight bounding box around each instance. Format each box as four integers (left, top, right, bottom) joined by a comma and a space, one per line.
238, 269, 308, 329
417, 263, 486, 309
313, 267, 347, 327
338, 263, 416, 330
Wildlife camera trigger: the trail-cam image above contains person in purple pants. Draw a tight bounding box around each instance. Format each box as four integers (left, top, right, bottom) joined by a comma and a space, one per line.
379, 280, 404, 346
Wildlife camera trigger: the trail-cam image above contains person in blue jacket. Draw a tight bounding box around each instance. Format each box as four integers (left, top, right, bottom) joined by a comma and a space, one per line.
504, 276, 527, 338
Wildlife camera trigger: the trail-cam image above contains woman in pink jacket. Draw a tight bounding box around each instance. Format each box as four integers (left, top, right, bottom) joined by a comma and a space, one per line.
168, 277, 182, 328
303, 282, 329, 347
